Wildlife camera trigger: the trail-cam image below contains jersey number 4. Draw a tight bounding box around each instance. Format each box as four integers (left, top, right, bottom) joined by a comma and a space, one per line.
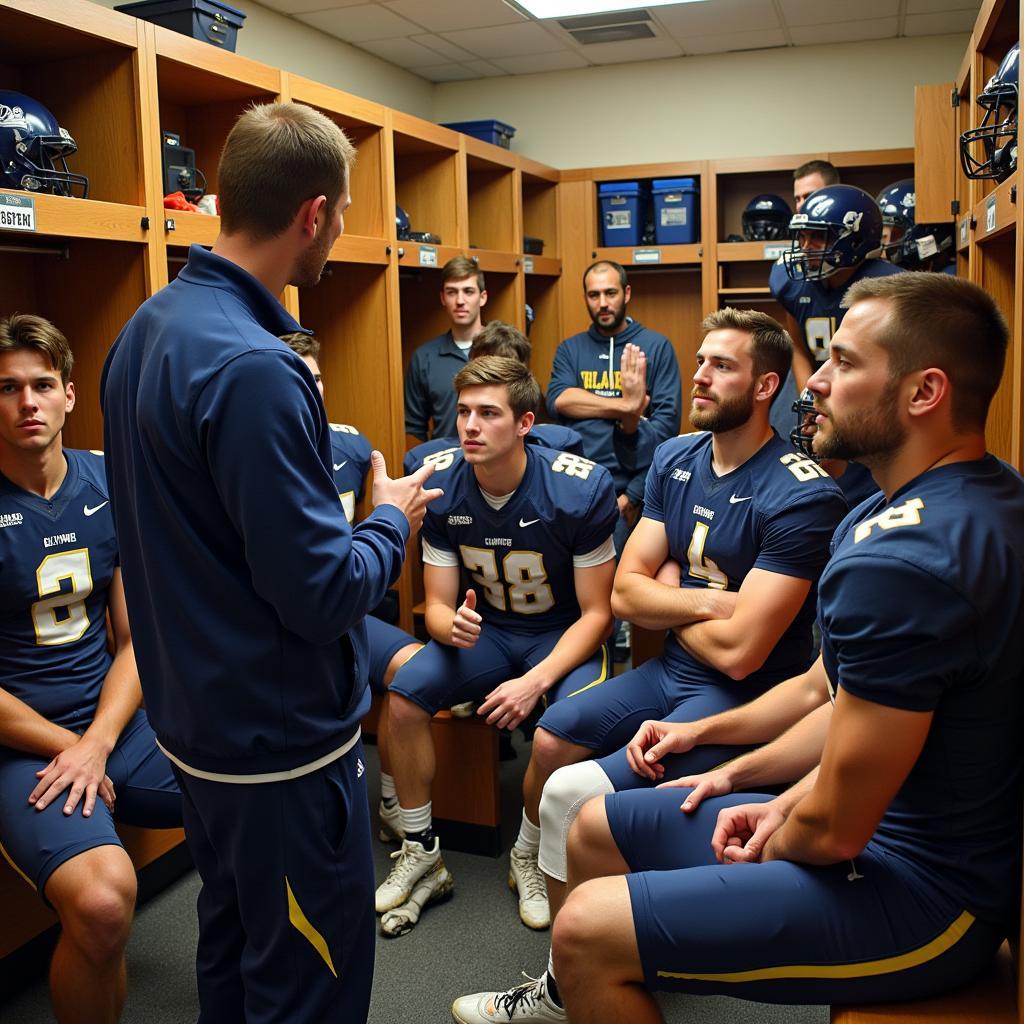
460, 545, 555, 615
32, 548, 93, 646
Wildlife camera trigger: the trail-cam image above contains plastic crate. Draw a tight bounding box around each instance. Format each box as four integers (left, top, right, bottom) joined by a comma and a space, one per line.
440, 119, 516, 149
651, 177, 699, 244
115, 0, 245, 51
598, 182, 647, 247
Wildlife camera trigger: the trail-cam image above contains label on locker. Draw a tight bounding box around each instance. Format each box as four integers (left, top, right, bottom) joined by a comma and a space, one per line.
985, 194, 997, 233
524, 256, 534, 273
960, 217, 969, 245
419, 245, 437, 266
633, 248, 661, 264
0, 193, 35, 232
762, 244, 786, 260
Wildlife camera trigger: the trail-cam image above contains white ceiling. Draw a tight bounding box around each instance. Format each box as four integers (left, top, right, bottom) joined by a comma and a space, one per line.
258, 0, 980, 82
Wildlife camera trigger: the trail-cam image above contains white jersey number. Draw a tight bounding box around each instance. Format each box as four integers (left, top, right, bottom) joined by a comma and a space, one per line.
459, 545, 555, 615
686, 522, 728, 590
32, 548, 93, 646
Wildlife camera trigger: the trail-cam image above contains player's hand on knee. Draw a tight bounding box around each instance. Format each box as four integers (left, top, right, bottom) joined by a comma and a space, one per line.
658, 767, 734, 811
30, 736, 111, 817
371, 451, 444, 536
478, 675, 542, 731
711, 800, 786, 865
625, 720, 698, 780
450, 589, 482, 648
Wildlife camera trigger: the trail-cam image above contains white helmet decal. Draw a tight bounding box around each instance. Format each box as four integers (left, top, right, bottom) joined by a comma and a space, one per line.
842, 210, 863, 233
0, 104, 29, 131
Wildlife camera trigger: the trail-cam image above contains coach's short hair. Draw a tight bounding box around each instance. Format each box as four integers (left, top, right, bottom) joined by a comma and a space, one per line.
842, 272, 1008, 432
701, 308, 792, 401
0, 314, 73, 384
442, 255, 485, 292
454, 355, 540, 419
279, 332, 320, 360
793, 159, 840, 185
583, 259, 628, 291
470, 321, 531, 364
218, 102, 356, 240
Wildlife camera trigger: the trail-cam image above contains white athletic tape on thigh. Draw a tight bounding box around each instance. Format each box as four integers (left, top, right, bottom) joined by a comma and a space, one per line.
538, 760, 614, 882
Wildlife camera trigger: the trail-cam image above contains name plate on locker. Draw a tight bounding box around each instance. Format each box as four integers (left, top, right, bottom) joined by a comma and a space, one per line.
418, 245, 437, 267
0, 193, 36, 232
763, 244, 786, 260
632, 248, 661, 264
986, 194, 997, 233
524, 256, 534, 273
960, 216, 970, 246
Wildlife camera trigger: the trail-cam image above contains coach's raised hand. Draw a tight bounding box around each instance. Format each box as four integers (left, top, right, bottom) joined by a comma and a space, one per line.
370, 450, 443, 535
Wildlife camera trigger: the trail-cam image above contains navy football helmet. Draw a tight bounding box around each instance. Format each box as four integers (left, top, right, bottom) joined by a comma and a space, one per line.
0, 91, 88, 198
396, 204, 411, 239
742, 193, 792, 241
791, 387, 818, 458
960, 42, 1018, 182
782, 184, 882, 281
876, 179, 954, 272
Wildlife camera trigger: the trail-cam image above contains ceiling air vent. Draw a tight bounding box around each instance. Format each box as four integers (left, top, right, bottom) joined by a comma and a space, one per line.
557, 9, 656, 45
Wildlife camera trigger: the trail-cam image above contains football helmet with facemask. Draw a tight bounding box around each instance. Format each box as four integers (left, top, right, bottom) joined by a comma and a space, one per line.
0, 91, 88, 198
742, 193, 792, 241
876, 179, 954, 272
960, 42, 1018, 182
782, 184, 882, 282
791, 387, 818, 459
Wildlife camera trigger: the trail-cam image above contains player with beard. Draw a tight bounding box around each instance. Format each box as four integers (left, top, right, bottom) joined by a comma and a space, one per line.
453, 309, 848, 1024
101, 102, 441, 1022
547, 261, 681, 546
548, 271, 1024, 1022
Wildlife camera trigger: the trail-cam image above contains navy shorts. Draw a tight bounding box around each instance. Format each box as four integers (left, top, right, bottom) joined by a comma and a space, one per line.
538, 654, 756, 789
605, 787, 1006, 1005
389, 628, 609, 716
365, 615, 419, 694
0, 708, 181, 900
174, 737, 374, 1024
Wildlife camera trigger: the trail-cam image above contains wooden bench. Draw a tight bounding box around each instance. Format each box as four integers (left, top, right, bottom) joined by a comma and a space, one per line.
0, 825, 190, 1000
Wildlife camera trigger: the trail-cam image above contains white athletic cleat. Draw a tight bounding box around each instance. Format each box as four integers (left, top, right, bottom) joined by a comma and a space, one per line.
375, 837, 442, 913
379, 860, 454, 936
378, 799, 404, 842
450, 701, 477, 718
508, 848, 550, 929
452, 973, 566, 1023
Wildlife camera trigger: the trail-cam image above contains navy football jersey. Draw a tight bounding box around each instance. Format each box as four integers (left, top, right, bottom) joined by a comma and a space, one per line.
645, 432, 847, 684
421, 445, 617, 633
0, 450, 118, 729
769, 258, 903, 364
403, 424, 584, 476
328, 423, 372, 523
819, 457, 1024, 930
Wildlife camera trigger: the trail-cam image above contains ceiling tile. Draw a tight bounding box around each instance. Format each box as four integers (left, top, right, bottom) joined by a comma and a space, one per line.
260, 0, 370, 15
383, 0, 525, 32
461, 60, 509, 77
410, 33, 479, 62
579, 36, 685, 65
682, 28, 788, 54
417, 64, 481, 82
779, 0, 899, 27
490, 50, 591, 74
788, 16, 899, 45
296, 3, 421, 42
654, 0, 780, 36
906, 0, 979, 12
357, 36, 454, 68
439, 22, 565, 58
903, 10, 980, 34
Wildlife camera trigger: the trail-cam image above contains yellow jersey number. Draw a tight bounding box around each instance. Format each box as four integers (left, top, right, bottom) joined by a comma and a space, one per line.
32, 548, 93, 646
459, 545, 555, 615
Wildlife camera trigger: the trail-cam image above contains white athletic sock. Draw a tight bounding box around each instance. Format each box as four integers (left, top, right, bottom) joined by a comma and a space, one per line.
380, 773, 396, 802
547, 948, 556, 982
399, 801, 432, 838
513, 809, 541, 856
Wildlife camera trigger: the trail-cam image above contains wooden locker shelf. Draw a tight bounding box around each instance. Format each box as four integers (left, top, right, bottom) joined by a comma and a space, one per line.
592, 243, 703, 265
717, 241, 787, 262
523, 255, 562, 276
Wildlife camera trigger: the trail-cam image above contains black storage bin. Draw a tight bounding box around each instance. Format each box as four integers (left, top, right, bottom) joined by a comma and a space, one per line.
115, 0, 245, 51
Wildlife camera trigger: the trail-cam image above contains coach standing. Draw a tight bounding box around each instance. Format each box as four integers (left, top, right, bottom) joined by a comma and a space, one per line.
101, 103, 439, 1023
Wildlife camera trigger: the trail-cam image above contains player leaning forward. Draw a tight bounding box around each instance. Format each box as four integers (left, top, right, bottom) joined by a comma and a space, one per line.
378, 355, 619, 930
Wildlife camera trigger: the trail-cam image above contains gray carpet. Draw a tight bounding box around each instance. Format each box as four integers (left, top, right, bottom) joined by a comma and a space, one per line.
1, 732, 826, 1023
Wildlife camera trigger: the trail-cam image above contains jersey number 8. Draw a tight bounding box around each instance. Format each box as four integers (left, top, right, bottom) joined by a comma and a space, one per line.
460, 545, 555, 615
32, 548, 93, 646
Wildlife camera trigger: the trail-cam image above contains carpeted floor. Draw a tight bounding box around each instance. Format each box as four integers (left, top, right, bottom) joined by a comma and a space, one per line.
1, 732, 826, 1024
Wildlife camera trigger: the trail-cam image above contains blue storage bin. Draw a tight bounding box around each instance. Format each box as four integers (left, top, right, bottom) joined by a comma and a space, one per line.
115, 0, 245, 50
652, 177, 699, 244
599, 182, 646, 247
441, 119, 516, 149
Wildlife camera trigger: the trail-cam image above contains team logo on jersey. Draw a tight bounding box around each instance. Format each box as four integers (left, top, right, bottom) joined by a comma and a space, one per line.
485, 536, 512, 547
333, 461, 347, 471
448, 514, 473, 525
693, 504, 715, 520
671, 468, 691, 483
519, 518, 540, 528
728, 494, 752, 504
0, 511, 23, 528
83, 501, 109, 517
43, 532, 77, 548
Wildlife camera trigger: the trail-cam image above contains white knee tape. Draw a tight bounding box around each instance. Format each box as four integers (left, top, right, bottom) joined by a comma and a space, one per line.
538, 760, 614, 883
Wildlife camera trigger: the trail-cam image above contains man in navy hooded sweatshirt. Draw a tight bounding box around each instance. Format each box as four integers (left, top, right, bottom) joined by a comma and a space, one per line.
546, 261, 681, 551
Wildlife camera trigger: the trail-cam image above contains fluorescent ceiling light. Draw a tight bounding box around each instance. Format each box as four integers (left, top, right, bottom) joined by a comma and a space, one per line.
512, 0, 708, 17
